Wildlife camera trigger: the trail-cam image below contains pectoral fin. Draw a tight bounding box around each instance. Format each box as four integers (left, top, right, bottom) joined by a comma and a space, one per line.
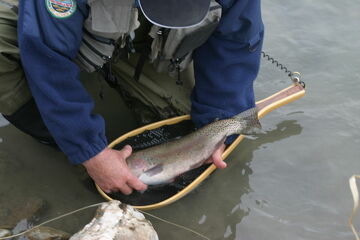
144, 164, 164, 177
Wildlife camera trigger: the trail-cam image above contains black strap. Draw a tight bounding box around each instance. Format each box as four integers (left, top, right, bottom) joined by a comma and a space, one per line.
133, 46, 150, 82
101, 63, 118, 88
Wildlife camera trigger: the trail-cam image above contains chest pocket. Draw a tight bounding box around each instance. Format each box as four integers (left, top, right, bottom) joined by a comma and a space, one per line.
148, 0, 222, 79
75, 0, 140, 73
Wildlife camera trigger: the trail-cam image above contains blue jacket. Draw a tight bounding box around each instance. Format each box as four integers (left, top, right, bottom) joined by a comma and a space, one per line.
18, 0, 264, 164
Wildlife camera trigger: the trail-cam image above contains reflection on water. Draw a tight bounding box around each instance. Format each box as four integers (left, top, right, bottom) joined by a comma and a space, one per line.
1, 0, 360, 239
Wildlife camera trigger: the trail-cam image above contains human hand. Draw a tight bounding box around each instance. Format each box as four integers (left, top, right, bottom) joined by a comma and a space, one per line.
204, 143, 227, 169
82, 145, 147, 195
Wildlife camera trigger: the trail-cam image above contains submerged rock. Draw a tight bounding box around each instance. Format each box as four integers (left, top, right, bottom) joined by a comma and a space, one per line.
0, 196, 45, 228
25, 226, 71, 240
70, 201, 158, 240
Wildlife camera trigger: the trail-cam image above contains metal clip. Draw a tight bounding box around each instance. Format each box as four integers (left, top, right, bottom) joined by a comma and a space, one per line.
262, 51, 306, 88
290, 72, 305, 88
168, 58, 183, 85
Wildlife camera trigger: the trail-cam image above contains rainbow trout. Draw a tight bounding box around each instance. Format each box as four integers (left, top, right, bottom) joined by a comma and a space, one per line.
127, 107, 261, 185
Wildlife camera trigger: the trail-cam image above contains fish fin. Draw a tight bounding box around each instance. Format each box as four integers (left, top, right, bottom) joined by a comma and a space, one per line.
232, 107, 262, 135
144, 164, 164, 177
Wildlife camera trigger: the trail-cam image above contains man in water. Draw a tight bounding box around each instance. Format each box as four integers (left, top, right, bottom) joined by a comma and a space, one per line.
0, 0, 263, 194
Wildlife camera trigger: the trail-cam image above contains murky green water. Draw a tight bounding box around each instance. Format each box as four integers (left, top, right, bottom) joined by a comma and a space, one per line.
1, 0, 360, 239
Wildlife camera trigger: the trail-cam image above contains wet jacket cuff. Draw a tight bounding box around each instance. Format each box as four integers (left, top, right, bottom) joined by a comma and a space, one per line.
67, 138, 108, 165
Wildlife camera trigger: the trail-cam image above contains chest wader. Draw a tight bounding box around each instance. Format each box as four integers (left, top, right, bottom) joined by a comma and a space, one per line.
109, 14, 195, 124
0, 0, 57, 147
109, 2, 221, 124
66, 0, 220, 125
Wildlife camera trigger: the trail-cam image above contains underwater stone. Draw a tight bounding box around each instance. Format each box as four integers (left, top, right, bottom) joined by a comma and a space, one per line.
0, 196, 45, 228
26, 226, 71, 240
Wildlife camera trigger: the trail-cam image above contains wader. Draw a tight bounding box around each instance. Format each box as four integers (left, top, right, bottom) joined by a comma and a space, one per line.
74, 0, 221, 124
104, 5, 221, 124
0, 0, 31, 116
108, 15, 194, 124
0, 0, 57, 146
110, 53, 194, 124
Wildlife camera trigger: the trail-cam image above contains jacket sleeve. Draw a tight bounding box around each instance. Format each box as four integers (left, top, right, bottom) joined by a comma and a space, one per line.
191, 0, 264, 130
18, 0, 108, 164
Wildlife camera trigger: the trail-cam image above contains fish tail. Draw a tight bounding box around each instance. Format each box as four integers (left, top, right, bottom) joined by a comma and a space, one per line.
232, 107, 262, 135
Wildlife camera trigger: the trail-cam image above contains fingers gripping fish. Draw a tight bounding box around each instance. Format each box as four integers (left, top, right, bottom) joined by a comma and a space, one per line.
126, 107, 261, 186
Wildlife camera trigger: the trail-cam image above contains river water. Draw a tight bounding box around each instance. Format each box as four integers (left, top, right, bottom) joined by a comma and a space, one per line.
1, 0, 360, 239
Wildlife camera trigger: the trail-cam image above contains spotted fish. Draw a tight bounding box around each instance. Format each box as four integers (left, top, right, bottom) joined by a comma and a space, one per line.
126, 107, 261, 185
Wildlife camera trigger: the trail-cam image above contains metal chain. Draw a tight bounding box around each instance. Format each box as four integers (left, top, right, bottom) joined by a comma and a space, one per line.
261, 51, 305, 88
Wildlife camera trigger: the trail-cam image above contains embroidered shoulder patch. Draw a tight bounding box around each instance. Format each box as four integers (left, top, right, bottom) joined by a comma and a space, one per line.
46, 0, 77, 18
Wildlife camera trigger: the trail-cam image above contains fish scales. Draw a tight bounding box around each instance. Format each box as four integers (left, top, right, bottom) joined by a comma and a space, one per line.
126, 107, 261, 185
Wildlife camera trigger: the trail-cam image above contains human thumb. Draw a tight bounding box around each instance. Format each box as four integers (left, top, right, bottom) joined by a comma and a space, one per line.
121, 145, 133, 159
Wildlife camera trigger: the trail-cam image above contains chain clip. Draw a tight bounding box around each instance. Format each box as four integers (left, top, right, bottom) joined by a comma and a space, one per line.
261, 51, 305, 88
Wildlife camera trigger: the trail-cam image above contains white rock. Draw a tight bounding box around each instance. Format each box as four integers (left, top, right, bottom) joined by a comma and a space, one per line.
70, 201, 158, 240
0, 229, 11, 238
